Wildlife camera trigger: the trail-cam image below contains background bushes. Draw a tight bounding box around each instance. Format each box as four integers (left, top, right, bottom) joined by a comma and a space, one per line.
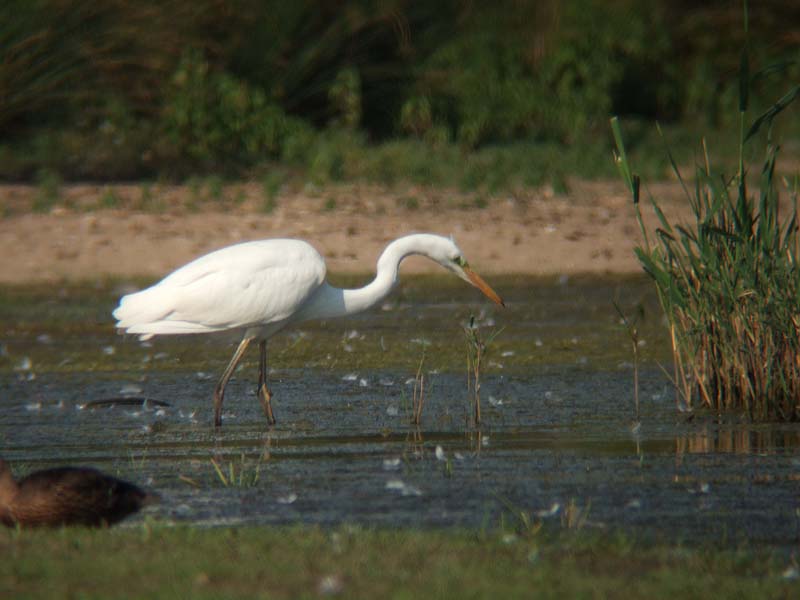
1, 0, 798, 181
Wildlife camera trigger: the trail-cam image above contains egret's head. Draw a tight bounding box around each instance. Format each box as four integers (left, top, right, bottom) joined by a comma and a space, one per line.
428, 235, 504, 307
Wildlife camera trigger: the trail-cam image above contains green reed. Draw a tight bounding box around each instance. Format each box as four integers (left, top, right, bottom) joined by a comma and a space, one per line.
610, 23, 800, 420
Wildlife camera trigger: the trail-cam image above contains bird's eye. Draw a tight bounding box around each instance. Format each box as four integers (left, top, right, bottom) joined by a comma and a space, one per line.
452, 256, 467, 268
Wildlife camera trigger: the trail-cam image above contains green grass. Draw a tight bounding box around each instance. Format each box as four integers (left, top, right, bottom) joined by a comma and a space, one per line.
1, 525, 796, 599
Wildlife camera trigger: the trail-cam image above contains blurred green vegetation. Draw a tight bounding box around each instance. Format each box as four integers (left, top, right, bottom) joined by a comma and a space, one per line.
1, 0, 798, 186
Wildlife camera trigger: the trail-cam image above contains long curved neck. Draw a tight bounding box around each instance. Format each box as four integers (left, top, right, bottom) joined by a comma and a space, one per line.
296, 235, 434, 321
342, 236, 417, 314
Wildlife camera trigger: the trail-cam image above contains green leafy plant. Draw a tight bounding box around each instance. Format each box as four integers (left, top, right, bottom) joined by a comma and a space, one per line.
161, 49, 309, 170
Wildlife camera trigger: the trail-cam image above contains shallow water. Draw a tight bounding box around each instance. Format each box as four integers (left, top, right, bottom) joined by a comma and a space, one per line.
2, 276, 799, 547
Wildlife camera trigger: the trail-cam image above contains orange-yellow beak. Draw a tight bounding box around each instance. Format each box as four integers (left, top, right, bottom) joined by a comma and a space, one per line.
464, 266, 504, 307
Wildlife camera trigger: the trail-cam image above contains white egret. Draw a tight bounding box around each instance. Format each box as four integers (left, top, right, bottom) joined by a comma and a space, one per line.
113, 233, 503, 426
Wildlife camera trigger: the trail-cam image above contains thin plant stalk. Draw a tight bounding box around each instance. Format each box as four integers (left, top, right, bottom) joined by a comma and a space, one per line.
411, 350, 426, 426
613, 301, 641, 423
464, 317, 482, 425
463, 316, 503, 426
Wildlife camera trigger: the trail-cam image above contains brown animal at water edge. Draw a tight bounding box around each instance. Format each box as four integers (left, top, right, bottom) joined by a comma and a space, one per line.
0, 459, 157, 528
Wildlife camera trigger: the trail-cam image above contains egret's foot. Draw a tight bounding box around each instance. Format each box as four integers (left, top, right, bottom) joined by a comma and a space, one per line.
259, 384, 276, 425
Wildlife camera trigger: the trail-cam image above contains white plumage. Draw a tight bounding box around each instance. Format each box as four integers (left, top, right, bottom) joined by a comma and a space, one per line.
114, 233, 503, 426
114, 240, 325, 339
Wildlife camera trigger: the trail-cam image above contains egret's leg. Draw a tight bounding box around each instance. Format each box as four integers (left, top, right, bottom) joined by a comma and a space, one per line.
213, 337, 252, 427
258, 340, 276, 425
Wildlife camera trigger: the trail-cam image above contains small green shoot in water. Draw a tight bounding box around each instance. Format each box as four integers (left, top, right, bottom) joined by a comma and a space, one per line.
613, 300, 644, 427
411, 349, 426, 426
463, 315, 503, 426
435, 444, 453, 478
443, 457, 453, 478
127, 450, 148, 470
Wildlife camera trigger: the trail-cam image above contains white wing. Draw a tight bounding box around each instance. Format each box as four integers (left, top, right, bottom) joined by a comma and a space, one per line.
113, 239, 326, 339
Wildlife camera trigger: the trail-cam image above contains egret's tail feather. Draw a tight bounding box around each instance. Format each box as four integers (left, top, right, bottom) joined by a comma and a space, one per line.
113, 288, 171, 328
123, 320, 225, 338
114, 287, 224, 339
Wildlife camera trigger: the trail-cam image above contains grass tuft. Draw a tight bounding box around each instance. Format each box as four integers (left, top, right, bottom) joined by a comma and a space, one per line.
210, 453, 262, 488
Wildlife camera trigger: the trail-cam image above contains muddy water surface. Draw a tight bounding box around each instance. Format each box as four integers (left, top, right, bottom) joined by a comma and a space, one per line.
2, 276, 799, 547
